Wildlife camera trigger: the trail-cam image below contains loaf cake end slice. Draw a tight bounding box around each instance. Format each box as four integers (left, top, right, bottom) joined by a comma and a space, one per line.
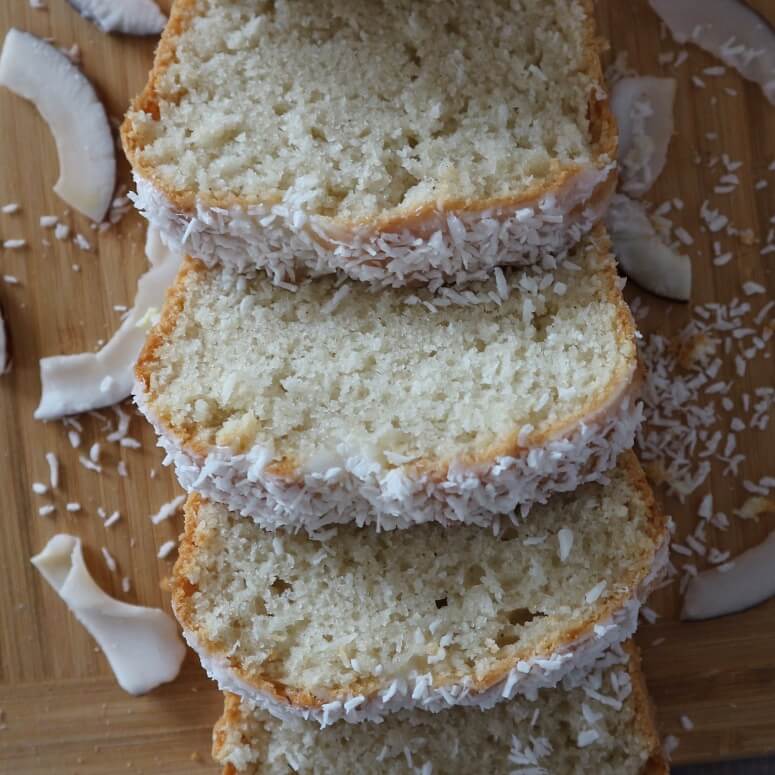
212, 642, 667, 774
122, 0, 617, 286
171, 453, 668, 726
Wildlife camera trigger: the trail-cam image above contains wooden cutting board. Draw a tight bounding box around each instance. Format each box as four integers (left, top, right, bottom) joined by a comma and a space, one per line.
0, 1, 772, 771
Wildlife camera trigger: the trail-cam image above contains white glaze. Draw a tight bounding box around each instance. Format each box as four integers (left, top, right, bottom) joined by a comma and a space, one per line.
130, 158, 615, 289
135, 371, 643, 533
32, 534, 186, 695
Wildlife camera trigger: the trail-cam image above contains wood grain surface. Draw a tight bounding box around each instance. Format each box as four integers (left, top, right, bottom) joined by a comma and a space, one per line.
0, 0, 772, 772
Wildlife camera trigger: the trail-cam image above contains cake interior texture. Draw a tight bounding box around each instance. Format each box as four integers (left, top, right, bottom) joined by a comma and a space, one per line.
126, 0, 605, 222
214, 646, 661, 774
176, 457, 662, 700
141, 231, 634, 470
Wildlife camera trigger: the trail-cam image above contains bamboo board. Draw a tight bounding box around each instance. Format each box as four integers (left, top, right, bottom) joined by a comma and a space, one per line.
0, 0, 773, 771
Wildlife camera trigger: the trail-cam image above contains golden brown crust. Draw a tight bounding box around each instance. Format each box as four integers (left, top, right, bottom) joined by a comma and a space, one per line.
134, 257, 214, 457
121, 0, 199, 172
213, 693, 263, 775
624, 642, 670, 775
172, 453, 667, 714
212, 694, 237, 775
121, 0, 618, 234
135, 224, 639, 481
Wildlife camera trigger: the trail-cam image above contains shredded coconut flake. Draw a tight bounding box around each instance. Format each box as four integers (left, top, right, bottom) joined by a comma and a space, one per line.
157, 539, 177, 559
150, 494, 186, 525
557, 528, 574, 562
585, 581, 607, 604
101, 546, 117, 572
577, 729, 600, 748
45, 452, 60, 489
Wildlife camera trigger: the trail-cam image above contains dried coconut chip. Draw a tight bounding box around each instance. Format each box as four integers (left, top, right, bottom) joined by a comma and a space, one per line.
66, 0, 166, 36
610, 76, 676, 196
34, 228, 181, 420
31, 533, 185, 694
0, 29, 115, 221
607, 194, 691, 301
650, 0, 775, 105
682, 531, 775, 620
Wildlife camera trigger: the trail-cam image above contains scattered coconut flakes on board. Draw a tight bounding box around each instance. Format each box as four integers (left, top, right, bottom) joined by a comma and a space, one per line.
649, 0, 775, 105
34, 228, 181, 420
31, 533, 186, 694
638, 298, 773, 499
610, 76, 677, 196
682, 530, 775, 620
66, 0, 166, 36
0, 29, 115, 221
607, 194, 691, 301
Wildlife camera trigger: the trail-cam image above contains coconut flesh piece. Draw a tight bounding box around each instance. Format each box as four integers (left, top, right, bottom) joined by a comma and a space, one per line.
0, 302, 9, 375
31, 533, 186, 694
682, 531, 775, 620
34, 228, 181, 420
67, 0, 166, 36
650, 0, 775, 105
0, 29, 115, 222
610, 77, 676, 197
607, 194, 691, 302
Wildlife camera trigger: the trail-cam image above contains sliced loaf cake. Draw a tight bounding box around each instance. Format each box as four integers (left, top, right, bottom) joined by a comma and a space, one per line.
172, 454, 667, 726
122, 0, 617, 287
213, 643, 667, 774
135, 228, 641, 533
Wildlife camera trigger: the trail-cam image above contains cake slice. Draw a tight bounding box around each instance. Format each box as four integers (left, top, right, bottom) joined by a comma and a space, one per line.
171, 454, 668, 726
135, 227, 641, 533
121, 0, 617, 287
213, 643, 667, 774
